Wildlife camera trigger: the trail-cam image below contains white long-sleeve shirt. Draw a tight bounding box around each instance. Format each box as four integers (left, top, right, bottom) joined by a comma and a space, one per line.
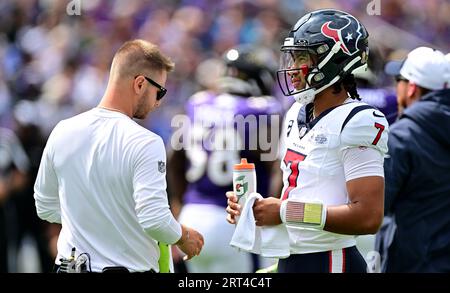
34, 107, 181, 272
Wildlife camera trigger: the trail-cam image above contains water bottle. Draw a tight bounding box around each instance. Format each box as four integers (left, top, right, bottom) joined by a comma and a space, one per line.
233, 158, 256, 223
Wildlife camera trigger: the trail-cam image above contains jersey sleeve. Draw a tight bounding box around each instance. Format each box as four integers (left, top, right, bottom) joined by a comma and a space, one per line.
339, 109, 389, 156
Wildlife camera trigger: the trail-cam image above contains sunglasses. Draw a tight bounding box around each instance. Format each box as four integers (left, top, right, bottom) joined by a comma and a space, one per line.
138, 75, 167, 100
395, 75, 409, 83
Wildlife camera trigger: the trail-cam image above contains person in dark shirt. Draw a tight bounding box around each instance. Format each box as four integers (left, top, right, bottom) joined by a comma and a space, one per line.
380, 46, 450, 272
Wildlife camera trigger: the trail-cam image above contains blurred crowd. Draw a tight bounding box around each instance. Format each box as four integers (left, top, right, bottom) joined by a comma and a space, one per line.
0, 0, 449, 272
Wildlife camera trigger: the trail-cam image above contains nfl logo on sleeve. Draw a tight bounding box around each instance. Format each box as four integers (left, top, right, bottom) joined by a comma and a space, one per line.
158, 161, 166, 173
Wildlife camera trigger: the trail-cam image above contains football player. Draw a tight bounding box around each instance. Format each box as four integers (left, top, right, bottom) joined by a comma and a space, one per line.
168, 45, 282, 272
226, 9, 389, 273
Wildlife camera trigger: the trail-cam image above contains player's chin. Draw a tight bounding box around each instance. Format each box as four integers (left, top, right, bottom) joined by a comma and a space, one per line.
291, 81, 305, 90
292, 81, 306, 91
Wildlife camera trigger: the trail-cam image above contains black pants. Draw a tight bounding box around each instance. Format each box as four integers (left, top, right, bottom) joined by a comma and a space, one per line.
278, 246, 367, 273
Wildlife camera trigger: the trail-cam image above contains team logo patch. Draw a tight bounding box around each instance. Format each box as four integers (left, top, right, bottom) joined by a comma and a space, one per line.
158, 161, 166, 173
320, 14, 363, 56
314, 134, 328, 145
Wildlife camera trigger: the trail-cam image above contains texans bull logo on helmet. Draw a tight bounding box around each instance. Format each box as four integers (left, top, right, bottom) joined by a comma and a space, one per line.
320, 14, 363, 56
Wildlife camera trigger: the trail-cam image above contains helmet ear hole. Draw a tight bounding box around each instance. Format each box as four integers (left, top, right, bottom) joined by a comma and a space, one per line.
313, 72, 325, 82
317, 44, 329, 54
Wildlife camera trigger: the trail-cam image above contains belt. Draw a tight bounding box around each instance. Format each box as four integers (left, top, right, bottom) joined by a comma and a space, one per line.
102, 266, 156, 273
53, 264, 156, 273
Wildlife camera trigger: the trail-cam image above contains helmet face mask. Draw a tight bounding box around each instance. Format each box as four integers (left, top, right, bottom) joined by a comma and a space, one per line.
278, 49, 320, 96
277, 9, 369, 103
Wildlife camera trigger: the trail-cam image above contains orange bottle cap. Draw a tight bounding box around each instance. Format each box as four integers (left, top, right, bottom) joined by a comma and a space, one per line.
234, 158, 255, 170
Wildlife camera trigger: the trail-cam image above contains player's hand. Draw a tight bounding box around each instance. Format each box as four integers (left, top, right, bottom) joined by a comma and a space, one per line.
253, 197, 282, 226
176, 225, 204, 261
225, 191, 241, 224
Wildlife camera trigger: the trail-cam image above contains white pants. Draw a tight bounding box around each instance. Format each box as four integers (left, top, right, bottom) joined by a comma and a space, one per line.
178, 203, 253, 273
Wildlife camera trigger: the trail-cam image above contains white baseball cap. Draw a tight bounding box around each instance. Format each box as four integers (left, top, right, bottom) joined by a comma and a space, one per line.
385, 47, 449, 90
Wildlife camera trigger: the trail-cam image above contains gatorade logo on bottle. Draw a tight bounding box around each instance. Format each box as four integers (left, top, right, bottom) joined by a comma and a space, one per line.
233, 158, 256, 211
235, 175, 248, 200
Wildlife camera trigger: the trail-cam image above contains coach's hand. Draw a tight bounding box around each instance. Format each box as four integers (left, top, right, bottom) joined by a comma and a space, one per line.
225, 191, 241, 224
176, 225, 204, 261
253, 197, 282, 226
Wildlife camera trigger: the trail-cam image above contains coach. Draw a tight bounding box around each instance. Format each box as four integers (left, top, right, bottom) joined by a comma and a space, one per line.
33, 39, 203, 273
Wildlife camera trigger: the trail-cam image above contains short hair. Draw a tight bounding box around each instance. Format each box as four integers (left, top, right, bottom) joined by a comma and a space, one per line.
111, 39, 174, 80
417, 85, 431, 97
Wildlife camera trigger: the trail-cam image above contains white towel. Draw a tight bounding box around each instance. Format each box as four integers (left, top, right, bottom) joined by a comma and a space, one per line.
230, 192, 290, 258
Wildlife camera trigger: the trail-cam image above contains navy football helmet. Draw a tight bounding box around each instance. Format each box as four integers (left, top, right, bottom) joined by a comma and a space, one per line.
220, 44, 277, 97
277, 9, 369, 104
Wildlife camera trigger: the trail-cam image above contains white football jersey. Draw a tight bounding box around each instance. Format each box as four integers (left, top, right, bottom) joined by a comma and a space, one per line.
280, 100, 389, 254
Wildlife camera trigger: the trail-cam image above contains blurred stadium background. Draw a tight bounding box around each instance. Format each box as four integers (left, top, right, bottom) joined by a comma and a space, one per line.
0, 0, 449, 272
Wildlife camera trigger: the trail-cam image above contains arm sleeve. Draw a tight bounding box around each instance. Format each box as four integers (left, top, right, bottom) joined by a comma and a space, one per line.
133, 136, 182, 245
33, 131, 61, 224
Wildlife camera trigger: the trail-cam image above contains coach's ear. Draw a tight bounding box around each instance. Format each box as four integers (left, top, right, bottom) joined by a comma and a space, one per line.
133, 75, 145, 94
406, 82, 420, 105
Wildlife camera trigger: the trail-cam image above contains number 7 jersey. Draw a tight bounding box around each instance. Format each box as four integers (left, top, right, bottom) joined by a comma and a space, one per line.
279, 100, 389, 254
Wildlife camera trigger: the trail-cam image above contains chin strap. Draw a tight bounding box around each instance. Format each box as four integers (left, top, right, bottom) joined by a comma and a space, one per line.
293, 88, 315, 104
318, 41, 342, 69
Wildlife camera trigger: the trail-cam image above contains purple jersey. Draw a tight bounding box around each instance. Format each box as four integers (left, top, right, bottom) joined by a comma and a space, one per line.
359, 88, 398, 125
182, 91, 282, 207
